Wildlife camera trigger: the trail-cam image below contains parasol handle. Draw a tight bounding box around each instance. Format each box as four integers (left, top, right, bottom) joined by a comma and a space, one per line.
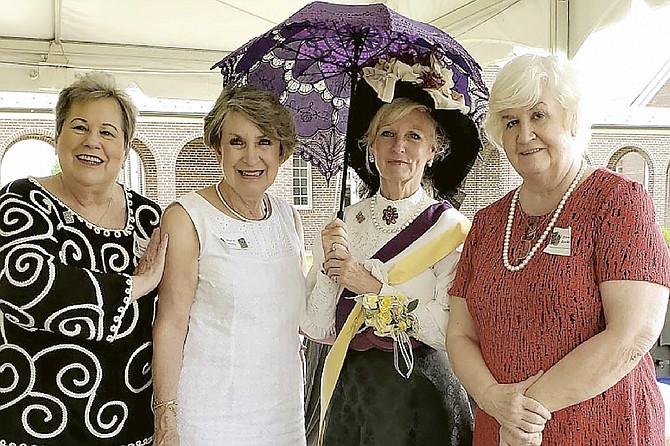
336, 149, 348, 220
337, 33, 364, 219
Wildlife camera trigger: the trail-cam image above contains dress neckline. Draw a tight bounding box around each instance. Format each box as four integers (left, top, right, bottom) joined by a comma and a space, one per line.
194, 190, 276, 225
28, 176, 134, 235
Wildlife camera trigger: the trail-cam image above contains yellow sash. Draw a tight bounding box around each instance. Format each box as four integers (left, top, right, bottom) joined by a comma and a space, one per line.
318, 220, 470, 444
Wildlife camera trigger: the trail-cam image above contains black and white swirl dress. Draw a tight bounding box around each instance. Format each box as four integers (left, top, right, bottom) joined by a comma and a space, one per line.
0, 177, 161, 446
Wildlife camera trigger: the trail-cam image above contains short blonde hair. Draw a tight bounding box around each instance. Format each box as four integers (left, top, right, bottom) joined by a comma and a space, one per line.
55, 72, 137, 148
484, 54, 584, 149
203, 85, 297, 163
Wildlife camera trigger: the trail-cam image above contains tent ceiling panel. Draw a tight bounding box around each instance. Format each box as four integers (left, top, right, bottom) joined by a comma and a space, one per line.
2, 0, 54, 40
1, 0, 668, 100
58, 0, 276, 50
448, 1, 552, 56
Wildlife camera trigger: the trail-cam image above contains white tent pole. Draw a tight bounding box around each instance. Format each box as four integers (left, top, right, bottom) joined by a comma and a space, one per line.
551, 0, 570, 57
54, 0, 62, 45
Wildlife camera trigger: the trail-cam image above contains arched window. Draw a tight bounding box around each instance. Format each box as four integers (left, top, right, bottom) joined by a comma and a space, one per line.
118, 149, 146, 195
175, 138, 220, 198
1, 139, 58, 187
614, 151, 648, 188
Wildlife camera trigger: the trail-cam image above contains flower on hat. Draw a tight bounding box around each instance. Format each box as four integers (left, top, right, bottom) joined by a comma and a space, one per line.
361, 55, 469, 114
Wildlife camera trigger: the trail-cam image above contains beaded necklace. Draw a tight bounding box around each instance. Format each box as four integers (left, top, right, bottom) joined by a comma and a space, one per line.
502, 160, 586, 272
215, 180, 269, 222
370, 190, 428, 234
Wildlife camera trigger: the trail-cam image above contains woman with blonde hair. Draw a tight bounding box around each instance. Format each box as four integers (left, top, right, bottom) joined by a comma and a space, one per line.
303, 56, 483, 445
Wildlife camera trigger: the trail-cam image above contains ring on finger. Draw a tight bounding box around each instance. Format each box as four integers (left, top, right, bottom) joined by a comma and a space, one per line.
330, 242, 337, 253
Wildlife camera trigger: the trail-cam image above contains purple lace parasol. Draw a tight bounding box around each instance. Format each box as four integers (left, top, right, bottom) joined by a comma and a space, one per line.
212, 1, 488, 201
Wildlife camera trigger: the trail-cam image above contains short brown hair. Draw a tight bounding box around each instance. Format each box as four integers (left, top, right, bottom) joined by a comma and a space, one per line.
55, 72, 137, 148
203, 85, 297, 163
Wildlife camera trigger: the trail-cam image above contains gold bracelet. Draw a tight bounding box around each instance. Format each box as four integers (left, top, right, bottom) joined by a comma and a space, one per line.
153, 398, 178, 414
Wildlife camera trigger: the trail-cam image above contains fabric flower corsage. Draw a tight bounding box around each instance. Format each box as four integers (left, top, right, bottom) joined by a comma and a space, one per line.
361, 55, 469, 114
354, 293, 420, 378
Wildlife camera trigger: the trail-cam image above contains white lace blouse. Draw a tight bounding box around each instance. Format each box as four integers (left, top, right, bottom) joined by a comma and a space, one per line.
302, 188, 470, 351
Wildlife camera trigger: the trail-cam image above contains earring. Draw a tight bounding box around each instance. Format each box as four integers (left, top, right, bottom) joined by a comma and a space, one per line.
427, 159, 433, 167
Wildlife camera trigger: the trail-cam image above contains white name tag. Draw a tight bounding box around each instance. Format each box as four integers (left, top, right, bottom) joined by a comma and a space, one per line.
220, 234, 250, 250
543, 226, 571, 256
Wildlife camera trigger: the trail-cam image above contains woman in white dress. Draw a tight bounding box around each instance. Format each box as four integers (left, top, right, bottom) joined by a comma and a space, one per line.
152, 85, 307, 446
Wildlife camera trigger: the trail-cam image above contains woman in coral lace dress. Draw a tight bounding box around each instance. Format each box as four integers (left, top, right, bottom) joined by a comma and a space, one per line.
447, 54, 670, 446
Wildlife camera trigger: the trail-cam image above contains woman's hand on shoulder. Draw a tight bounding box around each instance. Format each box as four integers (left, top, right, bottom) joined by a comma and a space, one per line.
481, 371, 551, 437
131, 227, 169, 301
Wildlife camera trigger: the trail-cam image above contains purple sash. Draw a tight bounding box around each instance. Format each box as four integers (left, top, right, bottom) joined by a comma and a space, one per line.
335, 201, 453, 352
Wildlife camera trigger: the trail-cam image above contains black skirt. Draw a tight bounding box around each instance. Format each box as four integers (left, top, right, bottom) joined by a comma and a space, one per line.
323, 345, 473, 446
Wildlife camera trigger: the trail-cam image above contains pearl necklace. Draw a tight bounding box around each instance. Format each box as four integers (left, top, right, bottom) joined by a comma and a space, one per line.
370, 191, 428, 234
215, 180, 269, 222
503, 161, 587, 272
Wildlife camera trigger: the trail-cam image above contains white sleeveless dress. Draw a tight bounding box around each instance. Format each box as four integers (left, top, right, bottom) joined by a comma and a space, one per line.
175, 192, 306, 446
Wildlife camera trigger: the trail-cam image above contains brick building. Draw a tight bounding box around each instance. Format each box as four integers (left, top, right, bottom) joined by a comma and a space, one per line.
1, 66, 669, 252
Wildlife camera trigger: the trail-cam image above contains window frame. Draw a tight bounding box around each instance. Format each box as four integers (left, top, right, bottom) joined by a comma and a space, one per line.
292, 155, 312, 209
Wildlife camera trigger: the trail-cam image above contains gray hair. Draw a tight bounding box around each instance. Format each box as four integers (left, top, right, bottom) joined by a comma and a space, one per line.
484, 54, 585, 150
203, 85, 297, 164
55, 72, 137, 148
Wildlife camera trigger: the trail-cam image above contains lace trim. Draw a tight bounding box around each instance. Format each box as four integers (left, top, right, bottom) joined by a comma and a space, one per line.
120, 436, 153, 446
373, 188, 426, 217
0, 435, 153, 446
301, 316, 336, 341
107, 275, 133, 342
362, 258, 388, 284
302, 272, 339, 340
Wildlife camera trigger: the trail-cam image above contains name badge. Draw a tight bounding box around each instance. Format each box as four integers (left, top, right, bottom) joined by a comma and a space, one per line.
543, 226, 571, 256
220, 234, 249, 250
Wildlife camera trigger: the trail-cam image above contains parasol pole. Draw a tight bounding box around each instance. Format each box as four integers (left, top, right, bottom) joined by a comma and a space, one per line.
336, 33, 364, 220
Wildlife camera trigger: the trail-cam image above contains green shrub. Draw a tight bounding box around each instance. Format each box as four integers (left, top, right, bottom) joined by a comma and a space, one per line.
662, 227, 670, 250
662, 227, 670, 247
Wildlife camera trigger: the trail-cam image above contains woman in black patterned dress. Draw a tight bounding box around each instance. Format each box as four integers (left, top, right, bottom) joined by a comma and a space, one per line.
0, 72, 168, 445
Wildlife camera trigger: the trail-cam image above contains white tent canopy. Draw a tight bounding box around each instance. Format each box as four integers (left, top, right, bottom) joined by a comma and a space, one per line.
1, 0, 668, 100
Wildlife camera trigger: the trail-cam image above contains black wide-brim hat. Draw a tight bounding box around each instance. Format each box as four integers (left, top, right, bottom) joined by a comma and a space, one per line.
347, 80, 482, 203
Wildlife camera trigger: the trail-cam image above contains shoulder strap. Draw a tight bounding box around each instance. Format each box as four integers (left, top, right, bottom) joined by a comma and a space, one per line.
388, 219, 470, 284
